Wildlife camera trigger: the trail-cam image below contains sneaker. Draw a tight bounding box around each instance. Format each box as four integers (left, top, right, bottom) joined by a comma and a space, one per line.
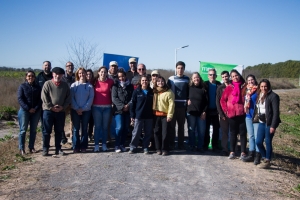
29, 148, 36, 153
102, 144, 108, 152
240, 153, 247, 160
42, 149, 48, 156
19, 149, 26, 155
258, 160, 271, 169
228, 153, 235, 159
162, 151, 168, 156
157, 150, 162, 155
120, 145, 126, 152
56, 149, 65, 156
94, 145, 100, 152
128, 149, 135, 154
115, 146, 121, 153
144, 148, 149, 154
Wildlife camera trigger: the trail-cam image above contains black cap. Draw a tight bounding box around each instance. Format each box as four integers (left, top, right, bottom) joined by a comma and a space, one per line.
52, 67, 65, 75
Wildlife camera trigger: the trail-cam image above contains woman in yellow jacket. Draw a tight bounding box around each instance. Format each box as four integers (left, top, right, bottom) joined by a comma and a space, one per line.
153, 76, 175, 156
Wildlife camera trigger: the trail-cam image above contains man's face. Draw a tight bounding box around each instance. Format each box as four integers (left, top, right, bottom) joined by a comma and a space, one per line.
208, 70, 217, 82
151, 74, 158, 82
66, 62, 74, 74
176, 65, 184, 76
221, 73, 229, 84
129, 62, 137, 72
137, 64, 146, 75
109, 65, 118, 74
43, 62, 51, 74
52, 72, 63, 82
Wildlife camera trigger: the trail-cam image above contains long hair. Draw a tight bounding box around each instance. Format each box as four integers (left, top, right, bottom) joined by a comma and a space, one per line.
94, 66, 108, 86
242, 74, 258, 96
24, 70, 36, 82
154, 76, 169, 90
230, 69, 245, 84
256, 79, 271, 104
138, 74, 150, 88
189, 72, 205, 88
75, 67, 87, 82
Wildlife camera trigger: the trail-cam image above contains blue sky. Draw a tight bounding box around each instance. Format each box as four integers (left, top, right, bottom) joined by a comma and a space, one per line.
1, 0, 299, 71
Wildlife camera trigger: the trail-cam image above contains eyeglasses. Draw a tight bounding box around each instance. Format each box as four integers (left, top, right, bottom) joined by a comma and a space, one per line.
138, 68, 145, 71
209, 74, 216, 76
130, 62, 136, 64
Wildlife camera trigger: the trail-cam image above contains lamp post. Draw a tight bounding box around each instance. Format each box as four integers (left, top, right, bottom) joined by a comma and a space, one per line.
175, 45, 189, 75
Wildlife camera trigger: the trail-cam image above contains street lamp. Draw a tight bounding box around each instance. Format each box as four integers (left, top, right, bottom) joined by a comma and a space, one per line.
175, 45, 189, 75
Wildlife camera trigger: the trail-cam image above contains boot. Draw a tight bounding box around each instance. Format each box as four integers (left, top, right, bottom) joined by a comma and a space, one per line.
254, 152, 261, 165
243, 151, 255, 162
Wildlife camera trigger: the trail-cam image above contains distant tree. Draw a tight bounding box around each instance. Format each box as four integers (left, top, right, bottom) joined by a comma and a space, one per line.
65, 38, 102, 70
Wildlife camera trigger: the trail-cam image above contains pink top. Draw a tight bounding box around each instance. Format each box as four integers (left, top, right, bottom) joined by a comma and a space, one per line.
93, 78, 114, 106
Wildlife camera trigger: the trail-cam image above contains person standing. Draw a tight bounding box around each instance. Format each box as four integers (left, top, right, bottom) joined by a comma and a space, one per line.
127, 57, 138, 82
167, 61, 190, 150
108, 61, 119, 83
86, 69, 95, 141
41, 67, 71, 156
186, 72, 208, 152
150, 70, 160, 89
112, 70, 134, 152
204, 68, 221, 151
70, 68, 94, 153
220, 69, 247, 160
153, 76, 174, 156
216, 71, 231, 156
131, 63, 151, 89
17, 70, 42, 155
129, 75, 153, 154
255, 79, 281, 169
92, 66, 114, 152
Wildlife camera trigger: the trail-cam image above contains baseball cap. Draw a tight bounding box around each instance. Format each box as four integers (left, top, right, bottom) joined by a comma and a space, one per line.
109, 61, 118, 66
151, 70, 160, 76
129, 58, 137, 63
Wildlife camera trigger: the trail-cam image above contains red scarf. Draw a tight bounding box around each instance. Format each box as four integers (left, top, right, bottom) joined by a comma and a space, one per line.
232, 81, 242, 105
52, 79, 61, 86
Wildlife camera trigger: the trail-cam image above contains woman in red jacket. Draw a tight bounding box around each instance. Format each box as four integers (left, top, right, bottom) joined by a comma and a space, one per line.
220, 69, 247, 160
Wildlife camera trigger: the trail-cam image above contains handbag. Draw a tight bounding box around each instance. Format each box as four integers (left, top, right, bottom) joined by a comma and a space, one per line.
253, 104, 266, 123
252, 106, 259, 123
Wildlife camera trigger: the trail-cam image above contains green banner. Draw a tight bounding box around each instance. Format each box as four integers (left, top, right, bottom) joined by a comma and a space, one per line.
200, 61, 238, 81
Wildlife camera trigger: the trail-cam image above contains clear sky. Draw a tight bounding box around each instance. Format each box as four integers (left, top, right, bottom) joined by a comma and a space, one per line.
1, 0, 299, 71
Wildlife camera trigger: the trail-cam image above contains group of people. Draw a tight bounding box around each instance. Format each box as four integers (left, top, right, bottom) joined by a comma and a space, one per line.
17, 59, 280, 169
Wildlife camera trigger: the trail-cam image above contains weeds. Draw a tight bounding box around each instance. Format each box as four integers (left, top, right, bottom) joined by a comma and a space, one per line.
2, 165, 15, 171
293, 184, 300, 192
6, 121, 15, 126
0, 174, 10, 180
0, 106, 18, 120
15, 154, 33, 162
0, 133, 14, 142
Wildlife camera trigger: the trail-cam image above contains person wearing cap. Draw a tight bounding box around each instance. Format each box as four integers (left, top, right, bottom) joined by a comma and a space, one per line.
150, 70, 160, 89
41, 67, 71, 156
108, 61, 119, 83
127, 58, 138, 82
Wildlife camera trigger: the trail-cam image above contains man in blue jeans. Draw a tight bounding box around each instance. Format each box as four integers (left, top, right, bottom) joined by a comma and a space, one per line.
41, 67, 71, 156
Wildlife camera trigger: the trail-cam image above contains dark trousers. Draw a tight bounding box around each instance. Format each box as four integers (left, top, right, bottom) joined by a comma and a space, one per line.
42, 110, 65, 151
88, 114, 94, 138
204, 114, 220, 150
228, 115, 247, 153
168, 107, 186, 147
154, 116, 170, 152
219, 116, 229, 152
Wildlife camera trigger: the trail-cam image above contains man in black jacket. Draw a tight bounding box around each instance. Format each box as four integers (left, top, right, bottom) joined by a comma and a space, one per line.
204, 68, 221, 151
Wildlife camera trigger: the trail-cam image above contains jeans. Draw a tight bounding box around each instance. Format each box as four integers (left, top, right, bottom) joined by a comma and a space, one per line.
219, 116, 230, 152
88, 114, 94, 138
114, 112, 130, 147
92, 106, 111, 146
169, 107, 186, 147
130, 118, 153, 150
42, 110, 65, 151
256, 123, 274, 160
246, 117, 259, 152
154, 116, 170, 152
228, 115, 247, 153
71, 109, 91, 150
18, 108, 41, 150
204, 114, 220, 150
187, 113, 206, 149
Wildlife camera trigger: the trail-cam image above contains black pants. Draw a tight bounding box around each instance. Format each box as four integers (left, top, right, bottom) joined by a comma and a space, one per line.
228, 115, 247, 153
154, 116, 169, 152
88, 114, 94, 138
204, 114, 220, 150
168, 107, 186, 147
219, 116, 229, 152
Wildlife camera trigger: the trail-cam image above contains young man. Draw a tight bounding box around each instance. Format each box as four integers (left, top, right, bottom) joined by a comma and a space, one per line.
167, 61, 190, 150
41, 67, 71, 156
216, 71, 231, 156
204, 68, 221, 151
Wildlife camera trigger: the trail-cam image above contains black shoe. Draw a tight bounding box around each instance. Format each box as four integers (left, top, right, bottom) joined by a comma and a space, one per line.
42, 149, 49, 156
178, 145, 185, 150
55, 149, 65, 156
61, 139, 67, 145
19, 149, 26, 155
254, 152, 261, 165
243, 151, 255, 162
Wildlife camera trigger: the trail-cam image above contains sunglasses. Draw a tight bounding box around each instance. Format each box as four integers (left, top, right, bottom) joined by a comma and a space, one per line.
138, 68, 145, 71
152, 74, 158, 77
209, 74, 216, 76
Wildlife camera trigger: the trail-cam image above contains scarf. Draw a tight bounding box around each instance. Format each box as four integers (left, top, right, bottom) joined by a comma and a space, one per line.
119, 80, 130, 88
152, 87, 168, 110
244, 84, 257, 113
52, 79, 61, 86
231, 81, 242, 105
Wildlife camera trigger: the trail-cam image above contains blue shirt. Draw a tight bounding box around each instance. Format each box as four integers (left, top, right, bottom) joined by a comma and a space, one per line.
208, 82, 217, 109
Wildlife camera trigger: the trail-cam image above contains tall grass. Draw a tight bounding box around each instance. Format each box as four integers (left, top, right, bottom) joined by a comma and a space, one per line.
0, 77, 23, 109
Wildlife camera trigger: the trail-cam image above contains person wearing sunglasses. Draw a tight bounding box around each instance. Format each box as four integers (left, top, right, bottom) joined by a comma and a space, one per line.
131, 63, 151, 89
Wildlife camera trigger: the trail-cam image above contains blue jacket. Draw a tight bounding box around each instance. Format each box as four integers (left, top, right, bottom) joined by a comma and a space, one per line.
167, 75, 190, 108
130, 86, 153, 119
246, 92, 257, 119
17, 82, 42, 111
70, 81, 94, 111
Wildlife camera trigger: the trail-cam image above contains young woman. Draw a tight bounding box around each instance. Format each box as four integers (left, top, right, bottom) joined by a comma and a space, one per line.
255, 79, 281, 169
153, 76, 174, 156
129, 75, 153, 154
70, 68, 94, 153
111, 70, 134, 153
17, 70, 42, 155
186, 72, 208, 152
242, 75, 259, 163
220, 69, 247, 160
92, 66, 114, 152
86, 69, 95, 141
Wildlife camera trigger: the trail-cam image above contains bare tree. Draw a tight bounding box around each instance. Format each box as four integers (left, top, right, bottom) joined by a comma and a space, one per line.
66, 38, 102, 70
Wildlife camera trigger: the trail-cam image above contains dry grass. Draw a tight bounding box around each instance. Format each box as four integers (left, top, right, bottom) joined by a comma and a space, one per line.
0, 77, 23, 109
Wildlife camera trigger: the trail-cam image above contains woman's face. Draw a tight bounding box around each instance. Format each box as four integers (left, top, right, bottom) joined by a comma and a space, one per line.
86, 71, 93, 81
141, 77, 148, 88
78, 70, 86, 81
98, 68, 107, 79
231, 72, 240, 82
260, 82, 268, 93
156, 78, 165, 87
247, 77, 255, 85
118, 72, 126, 82
192, 73, 200, 86
26, 72, 35, 84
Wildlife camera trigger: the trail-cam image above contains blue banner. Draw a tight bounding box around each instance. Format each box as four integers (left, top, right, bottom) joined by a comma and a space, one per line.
103, 53, 139, 72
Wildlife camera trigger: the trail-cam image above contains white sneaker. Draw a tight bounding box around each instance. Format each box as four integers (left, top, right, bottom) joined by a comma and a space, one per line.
102, 144, 108, 152
115, 146, 121, 153
120, 145, 126, 152
94, 145, 99, 152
